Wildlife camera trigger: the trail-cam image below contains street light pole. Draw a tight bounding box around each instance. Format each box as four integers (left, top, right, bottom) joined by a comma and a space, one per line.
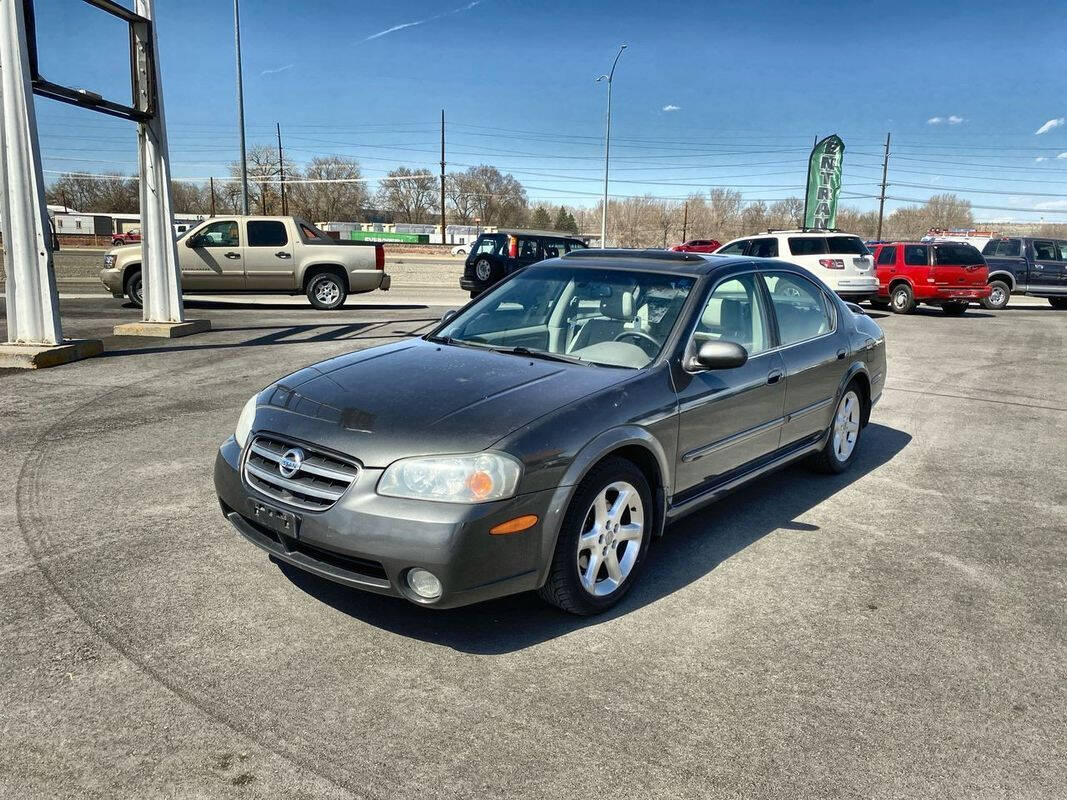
234, 0, 249, 215
597, 44, 626, 248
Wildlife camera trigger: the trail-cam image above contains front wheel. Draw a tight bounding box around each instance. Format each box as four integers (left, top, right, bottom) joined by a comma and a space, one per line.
1048, 297, 1067, 310
539, 458, 652, 615
811, 384, 865, 474
941, 301, 969, 316
125, 269, 143, 308
981, 280, 1010, 310
306, 273, 348, 310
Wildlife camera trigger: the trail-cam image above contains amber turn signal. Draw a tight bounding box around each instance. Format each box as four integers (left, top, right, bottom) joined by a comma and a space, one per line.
490, 514, 539, 535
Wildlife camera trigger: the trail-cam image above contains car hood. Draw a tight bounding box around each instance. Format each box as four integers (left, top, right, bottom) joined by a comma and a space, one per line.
254, 338, 635, 466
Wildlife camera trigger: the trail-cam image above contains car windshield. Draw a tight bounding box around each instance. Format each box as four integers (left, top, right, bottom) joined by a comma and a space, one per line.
430, 266, 696, 369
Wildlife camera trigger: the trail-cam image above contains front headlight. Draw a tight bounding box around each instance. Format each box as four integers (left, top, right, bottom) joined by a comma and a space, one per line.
377, 452, 522, 503
234, 394, 258, 449
103, 254, 116, 268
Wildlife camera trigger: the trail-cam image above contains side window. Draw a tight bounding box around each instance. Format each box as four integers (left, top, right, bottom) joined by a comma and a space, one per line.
518, 237, 541, 259
192, 220, 239, 247
748, 238, 779, 258
876, 246, 896, 265
564, 239, 587, 253
717, 240, 749, 256
761, 272, 833, 346
1058, 241, 1067, 261
541, 238, 564, 259
247, 220, 288, 247
1033, 240, 1059, 260
904, 245, 928, 266
693, 273, 770, 355
788, 237, 827, 256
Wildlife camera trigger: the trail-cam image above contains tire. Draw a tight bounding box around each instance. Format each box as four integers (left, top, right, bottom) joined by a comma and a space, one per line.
306, 272, 348, 310
112, 238, 124, 246
941, 301, 969, 316
538, 457, 653, 615
1048, 297, 1067, 310
811, 382, 865, 475
472, 256, 502, 288
982, 280, 1010, 310
889, 283, 916, 314
125, 269, 143, 308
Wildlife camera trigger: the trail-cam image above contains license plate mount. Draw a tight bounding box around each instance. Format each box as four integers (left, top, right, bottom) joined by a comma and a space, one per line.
250, 499, 300, 539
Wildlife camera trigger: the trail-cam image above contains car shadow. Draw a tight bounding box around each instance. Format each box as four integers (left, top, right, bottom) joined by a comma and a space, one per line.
276, 423, 911, 654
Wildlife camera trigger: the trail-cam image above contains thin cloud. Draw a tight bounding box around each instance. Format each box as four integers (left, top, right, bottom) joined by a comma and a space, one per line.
362, 1, 484, 42
1035, 199, 1067, 210
927, 115, 964, 125
260, 64, 294, 76
1036, 157, 1048, 162
927, 117, 943, 125
1035, 118, 1064, 135
662, 104, 681, 112
1057, 152, 1067, 159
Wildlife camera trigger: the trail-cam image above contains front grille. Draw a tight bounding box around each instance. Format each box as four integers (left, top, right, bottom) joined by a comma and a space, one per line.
243, 433, 360, 511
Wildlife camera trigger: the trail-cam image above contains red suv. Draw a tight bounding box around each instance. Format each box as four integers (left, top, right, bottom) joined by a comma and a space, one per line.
670, 239, 721, 253
112, 228, 141, 245
872, 241, 990, 315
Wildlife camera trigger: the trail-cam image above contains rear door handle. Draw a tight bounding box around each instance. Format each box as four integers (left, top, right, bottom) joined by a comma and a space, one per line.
275, 251, 291, 259
224, 251, 241, 259
836, 348, 847, 360
767, 369, 784, 385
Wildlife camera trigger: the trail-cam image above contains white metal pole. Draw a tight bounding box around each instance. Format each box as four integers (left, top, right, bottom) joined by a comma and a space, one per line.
598, 44, 626, 249
0, 0, 62, 345
234, 0, 249, 215
134, 0, 184, 324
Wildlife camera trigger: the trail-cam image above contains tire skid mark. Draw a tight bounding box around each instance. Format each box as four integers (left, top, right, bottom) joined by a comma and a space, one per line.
13, 350, 384, 798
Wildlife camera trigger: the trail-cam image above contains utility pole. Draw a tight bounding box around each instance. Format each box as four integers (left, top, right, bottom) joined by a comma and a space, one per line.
681, 201, 688, 242
276, 122, 286, 215
597, 44, 627, 248
209, 176, 216, 216
440, 109, 446, 246
876, 131, 891, 241
233, 0, 249, 215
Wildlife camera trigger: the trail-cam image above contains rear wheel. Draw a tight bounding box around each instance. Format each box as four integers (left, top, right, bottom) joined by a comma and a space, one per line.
982, 280, 1010, 310
890, 283, 916, 314
306, 272, 347, 310
811, 383, 865, 474
941, 301, 969, 316
1048, 297, 1067, 310
473, 256, 502, 288
539, 458, 652, 615
124, 269, 143, 307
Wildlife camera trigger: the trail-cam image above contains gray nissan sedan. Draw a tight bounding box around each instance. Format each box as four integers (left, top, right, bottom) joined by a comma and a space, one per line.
214, 250, 886, 614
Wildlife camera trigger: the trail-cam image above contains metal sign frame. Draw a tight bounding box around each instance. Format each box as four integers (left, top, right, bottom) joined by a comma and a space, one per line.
21, 0, 156, 122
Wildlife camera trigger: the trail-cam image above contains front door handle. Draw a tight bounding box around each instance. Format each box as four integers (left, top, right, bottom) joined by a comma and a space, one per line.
837, 348, 847, 360
275, 251, 291, 259
767, 369, 784, 385
224, 251, 241, 259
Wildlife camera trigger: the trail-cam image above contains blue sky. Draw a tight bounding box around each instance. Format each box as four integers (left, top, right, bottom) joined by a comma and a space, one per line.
30, 0, 1067, 220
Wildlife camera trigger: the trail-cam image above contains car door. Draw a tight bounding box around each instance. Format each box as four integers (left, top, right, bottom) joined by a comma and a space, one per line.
674, 272, 787, 495
508, 236, 543, 275
179, 219, 244, 290
1029, 239, 1060, 293
1053, 241, 1067, 291
242, 219, 295, 290
758, 269, 842, 447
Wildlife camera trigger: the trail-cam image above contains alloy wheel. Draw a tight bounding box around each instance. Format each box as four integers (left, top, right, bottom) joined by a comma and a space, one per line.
314, 279, 340, 306
474, 259, 492, 282
832, 390, 861, 462
576, 481, 644, 597
989, 285, 1006, 306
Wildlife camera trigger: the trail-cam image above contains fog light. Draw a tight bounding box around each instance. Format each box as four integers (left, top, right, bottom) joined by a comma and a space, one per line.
406, 568, 442, 600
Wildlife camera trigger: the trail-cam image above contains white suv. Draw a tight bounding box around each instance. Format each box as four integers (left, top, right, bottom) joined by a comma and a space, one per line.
715, 231, 878, 301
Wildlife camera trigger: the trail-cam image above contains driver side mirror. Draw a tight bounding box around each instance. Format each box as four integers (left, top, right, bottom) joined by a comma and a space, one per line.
440, 309, 458, 324
687, 340, 748, 371
186, 236, 201, 248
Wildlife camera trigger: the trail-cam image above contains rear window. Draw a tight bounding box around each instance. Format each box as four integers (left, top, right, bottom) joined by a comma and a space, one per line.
247, 220, 288, 247
934, 243, 983, 266
473, 234, 505, 256
826, 236, 869, 255
748, 237, 778, 258
876, 246, 896, 265
788, 237, 827, 256
982, 238, 1022, 258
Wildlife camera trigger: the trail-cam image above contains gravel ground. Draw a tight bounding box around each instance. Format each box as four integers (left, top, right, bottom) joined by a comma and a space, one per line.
0, 293, 1064, 799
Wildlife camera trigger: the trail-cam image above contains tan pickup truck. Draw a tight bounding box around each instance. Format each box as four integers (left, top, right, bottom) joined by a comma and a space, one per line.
100, 215, 390, 310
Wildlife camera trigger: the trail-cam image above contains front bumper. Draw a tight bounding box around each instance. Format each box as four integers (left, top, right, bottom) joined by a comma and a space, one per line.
214, 437, 553, 609
100, 266, 124, 297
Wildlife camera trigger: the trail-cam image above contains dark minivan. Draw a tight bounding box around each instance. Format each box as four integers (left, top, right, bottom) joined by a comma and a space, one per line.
460, 230, 588, 297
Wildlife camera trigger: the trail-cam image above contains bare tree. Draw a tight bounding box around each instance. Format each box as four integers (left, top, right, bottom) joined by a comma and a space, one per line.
229, 144, 296, 215
376, 167, 437, 223
451, 165, 528, 227
46, 172, 138, 213
288, 156, 369, 223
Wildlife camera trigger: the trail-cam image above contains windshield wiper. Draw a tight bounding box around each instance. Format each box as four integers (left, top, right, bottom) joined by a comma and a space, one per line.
494, 346, 593, 366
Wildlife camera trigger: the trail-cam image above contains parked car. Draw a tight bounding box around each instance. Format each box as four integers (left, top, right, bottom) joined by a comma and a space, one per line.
715, 230, 879, 303
980, 237, 1067, 310
100, 216, 390, 310
215, 249, 886, 614
459, 230, 588, 297
451, 244, 470, 256
112, 228, 141, 245
670, 239, 722, 253
871, 241, 990, 315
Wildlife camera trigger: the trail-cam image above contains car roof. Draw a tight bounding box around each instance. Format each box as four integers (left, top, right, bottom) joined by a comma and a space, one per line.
553, 248, 801, 277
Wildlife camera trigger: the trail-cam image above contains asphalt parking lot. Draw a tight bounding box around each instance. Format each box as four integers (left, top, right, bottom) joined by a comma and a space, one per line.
1, 288, 1064, 799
